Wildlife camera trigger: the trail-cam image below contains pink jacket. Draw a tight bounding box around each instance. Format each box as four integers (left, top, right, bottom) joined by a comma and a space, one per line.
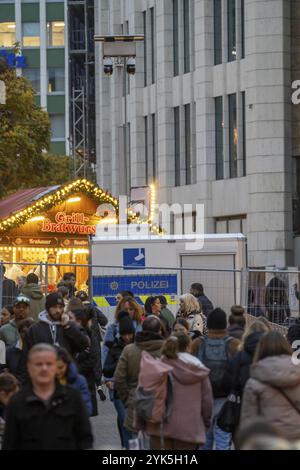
145, 353, 213, 444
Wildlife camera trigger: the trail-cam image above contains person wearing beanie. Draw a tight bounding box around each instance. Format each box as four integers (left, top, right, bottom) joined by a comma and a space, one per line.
103, 311, 135, 449
18, 292, 90, 384
192, 307, 240, 450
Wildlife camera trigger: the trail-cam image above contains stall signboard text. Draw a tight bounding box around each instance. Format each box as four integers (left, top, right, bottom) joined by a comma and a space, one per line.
41, 212, 96, 235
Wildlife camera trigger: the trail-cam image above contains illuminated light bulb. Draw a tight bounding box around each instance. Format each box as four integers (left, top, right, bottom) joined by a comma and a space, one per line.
67, 197, 81, 203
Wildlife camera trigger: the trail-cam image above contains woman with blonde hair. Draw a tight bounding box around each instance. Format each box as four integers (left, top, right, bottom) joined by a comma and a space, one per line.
177, 293, 207, 336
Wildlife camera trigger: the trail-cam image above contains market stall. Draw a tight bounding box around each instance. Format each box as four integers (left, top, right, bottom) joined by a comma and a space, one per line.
0, 179, 118, 289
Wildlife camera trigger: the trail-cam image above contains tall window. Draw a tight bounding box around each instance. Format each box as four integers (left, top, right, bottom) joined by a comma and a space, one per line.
229, 93, 237, 178
48, 68, 65, 93
144, 116, 148, 183
0, 22, 16, 47
145, 114, 157, 183
143, 11, 147, 87
183, 0, 190, 73
126, 122, 131, 192
174, 107, 180, 186
50, 114, 65, 139
152, 113, 157, 180
228, 0, 236, 61
241, 91, 246, 176
22, 68, 40, 93
214, 0, 222, 65
47, 21, 65, 47
22, 22, 40, 47
150, 7, 155, 84
173, 0, 179, 76
241, 0, 245, 58
215, 97, 224, 180
185, 104, 191, 184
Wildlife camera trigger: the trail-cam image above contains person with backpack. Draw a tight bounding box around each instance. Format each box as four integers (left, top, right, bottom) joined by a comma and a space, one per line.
240, 331, 300, 441
191, 308, 240, 450
113, 316, 164, 437
135, 333, 213, 450
103, 312, 135, 449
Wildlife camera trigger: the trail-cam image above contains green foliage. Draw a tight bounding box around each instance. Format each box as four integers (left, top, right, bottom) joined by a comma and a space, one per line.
0, 66, 56, 197
41, 154, 70, 186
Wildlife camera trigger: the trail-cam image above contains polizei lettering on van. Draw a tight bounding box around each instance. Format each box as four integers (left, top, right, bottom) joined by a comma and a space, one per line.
131, 280, 168, 290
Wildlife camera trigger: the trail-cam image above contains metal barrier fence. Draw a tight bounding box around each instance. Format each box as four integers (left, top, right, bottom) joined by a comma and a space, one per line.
0, 261, 299, 329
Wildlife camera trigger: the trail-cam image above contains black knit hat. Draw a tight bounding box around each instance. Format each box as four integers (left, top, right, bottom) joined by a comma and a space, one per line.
207, 308, 227, 330
118, 311, 135, 336
45, 292, 65, 311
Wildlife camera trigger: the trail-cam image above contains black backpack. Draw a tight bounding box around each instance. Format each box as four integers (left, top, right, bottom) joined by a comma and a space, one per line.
198, 336, 232, 397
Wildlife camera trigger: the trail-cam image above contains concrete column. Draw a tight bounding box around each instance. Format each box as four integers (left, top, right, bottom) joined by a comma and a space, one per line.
246, 0, 293, 266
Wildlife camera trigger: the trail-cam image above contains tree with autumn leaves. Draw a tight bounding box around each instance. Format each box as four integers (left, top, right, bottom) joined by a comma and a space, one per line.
0, 58, 69, 198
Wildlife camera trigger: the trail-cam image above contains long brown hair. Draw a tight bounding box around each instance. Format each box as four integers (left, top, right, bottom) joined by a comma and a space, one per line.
239, 320, 270, 351
115, 296, 143, 324
161, 333, 191, 359
253, 331, 292, 363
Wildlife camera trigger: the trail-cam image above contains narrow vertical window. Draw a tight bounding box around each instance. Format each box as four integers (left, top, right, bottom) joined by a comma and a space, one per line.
214, 0, 222, 65
241, 0, 245, 59
241, 91, 246, 176
143, 11, 147, 86
183, 0, 190, 73
173, 0, 179, 76
127, 122, 131, 191
185, 104, 191, 185
150, 7, 155, 84
145, 116, 148, 184
228, 0, 236, 62
229, 93, 237, 178
152, 113, 157, 180
215, 97, 224, 180
174, 107, 180, 186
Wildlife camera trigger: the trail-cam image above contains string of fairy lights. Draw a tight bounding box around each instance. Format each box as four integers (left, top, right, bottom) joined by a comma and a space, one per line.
0, 178, 163, 236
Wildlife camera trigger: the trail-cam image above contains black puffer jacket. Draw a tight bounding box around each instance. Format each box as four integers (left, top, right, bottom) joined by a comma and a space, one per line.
229, 332, 265, 396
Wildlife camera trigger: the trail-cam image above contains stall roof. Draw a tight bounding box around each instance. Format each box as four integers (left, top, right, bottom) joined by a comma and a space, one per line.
0, 186, 59, 220
0, 179, 159, 235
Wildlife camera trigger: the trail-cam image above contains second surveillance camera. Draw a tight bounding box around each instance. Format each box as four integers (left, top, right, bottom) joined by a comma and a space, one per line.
127, 57, 136, 75
103, 57, 113, 76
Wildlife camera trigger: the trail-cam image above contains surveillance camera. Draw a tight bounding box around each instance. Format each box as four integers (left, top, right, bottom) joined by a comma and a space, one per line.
127, 57, 136, 75
103, 57, 113, 76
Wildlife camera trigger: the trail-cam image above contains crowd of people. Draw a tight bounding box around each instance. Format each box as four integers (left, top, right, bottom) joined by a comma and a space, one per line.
0, 276, 300, 451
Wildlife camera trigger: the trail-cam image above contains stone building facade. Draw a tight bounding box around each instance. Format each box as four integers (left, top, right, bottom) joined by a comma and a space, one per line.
95, 0, 299, 268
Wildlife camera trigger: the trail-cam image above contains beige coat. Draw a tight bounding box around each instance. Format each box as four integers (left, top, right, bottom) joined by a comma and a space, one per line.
241, 355, 300, 441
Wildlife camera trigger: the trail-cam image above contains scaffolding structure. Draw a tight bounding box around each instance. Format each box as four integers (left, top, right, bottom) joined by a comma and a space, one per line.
68, 0, 96, 180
